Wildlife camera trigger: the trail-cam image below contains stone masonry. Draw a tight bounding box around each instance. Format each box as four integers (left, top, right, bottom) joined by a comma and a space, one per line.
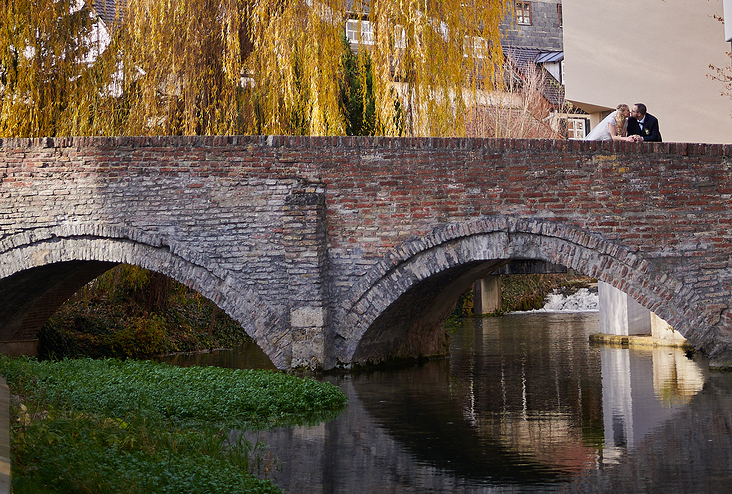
501, 0, 564, 51
1, 136, 731, 370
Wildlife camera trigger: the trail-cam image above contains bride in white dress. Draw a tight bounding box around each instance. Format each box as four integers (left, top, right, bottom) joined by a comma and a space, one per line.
584, 104, 637, 142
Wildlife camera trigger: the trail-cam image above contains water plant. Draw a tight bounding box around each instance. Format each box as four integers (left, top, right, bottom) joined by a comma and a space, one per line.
0, 356, 348, 493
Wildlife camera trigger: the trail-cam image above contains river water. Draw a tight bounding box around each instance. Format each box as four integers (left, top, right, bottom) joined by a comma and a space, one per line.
160, 293, 732, 493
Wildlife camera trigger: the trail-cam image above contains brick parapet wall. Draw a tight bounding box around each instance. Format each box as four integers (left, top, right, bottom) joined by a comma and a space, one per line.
1, 136, 732, 368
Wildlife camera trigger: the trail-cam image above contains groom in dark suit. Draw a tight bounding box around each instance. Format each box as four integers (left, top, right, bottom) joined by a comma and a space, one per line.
627, 103, 662, 142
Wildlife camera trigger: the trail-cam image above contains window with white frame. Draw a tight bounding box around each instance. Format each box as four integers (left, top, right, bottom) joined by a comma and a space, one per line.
394, 25, 406, 49
567, 118, 587, 139
463, 36, 487, 58
346, 19, 374, 45
516, 2, 532, 26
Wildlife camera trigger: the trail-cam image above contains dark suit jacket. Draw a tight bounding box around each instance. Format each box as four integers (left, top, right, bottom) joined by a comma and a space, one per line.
627, 113, 662, 142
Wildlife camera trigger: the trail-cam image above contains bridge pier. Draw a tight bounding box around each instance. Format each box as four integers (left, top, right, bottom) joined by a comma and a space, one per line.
473, 276, 502, 314
284, 188, 330, 370
597, 282, 690, 347
472, 261, 570, 315
599, 281, 651, 336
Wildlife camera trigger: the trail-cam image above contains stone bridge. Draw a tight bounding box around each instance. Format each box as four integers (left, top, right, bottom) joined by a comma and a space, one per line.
1, 136, 731, 370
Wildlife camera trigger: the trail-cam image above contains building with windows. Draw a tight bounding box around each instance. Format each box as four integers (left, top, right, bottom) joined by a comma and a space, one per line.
502, 0, 564, 52
563, 0, 732, 144
340, 2, 574, 138
345, 16, 373, 50
495, 1, 591, 139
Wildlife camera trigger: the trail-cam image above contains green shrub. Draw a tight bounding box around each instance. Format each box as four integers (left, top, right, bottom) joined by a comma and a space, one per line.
104, 315, 169, 357
39, 265, 250, 359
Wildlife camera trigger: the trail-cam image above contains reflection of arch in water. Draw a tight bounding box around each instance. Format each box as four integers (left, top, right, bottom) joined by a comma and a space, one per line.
0, 225, 280, 367
352, 360, 568, 484
572, 356, 729, 493
351, 311, 609, 484
335, 216, 695, 367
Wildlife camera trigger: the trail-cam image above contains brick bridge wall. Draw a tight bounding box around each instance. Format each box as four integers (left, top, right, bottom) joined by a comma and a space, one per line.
1, 136, 731, 370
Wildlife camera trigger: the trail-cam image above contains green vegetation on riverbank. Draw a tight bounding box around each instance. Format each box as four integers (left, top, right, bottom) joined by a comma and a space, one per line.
452, 273, 597, 318
39, 265, 249, 360
500, 273, 596, 312
0, 356, 348, 493
44, 266, 597, 361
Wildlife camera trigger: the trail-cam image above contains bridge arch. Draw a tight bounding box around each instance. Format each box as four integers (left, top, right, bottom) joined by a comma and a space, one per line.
0, 224, 286, 368
333, 216, 704, 367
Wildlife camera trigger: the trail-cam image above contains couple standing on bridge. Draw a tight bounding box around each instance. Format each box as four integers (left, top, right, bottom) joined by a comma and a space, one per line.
585, 103, 662, 142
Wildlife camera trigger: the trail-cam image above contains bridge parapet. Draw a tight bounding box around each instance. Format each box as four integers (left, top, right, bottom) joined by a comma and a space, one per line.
1, 136, 731, 369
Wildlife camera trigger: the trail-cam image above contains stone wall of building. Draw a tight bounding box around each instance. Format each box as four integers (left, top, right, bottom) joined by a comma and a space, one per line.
501, 0, 564, 50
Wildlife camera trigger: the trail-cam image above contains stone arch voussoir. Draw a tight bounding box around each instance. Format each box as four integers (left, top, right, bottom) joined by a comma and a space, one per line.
334, 216, 703, 365
0, 224, 288, 369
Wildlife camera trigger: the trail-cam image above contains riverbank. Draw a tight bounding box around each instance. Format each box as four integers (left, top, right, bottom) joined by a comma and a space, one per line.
0, 357, 347, 493
38, 265, 252, 360
452, 273, 597, 318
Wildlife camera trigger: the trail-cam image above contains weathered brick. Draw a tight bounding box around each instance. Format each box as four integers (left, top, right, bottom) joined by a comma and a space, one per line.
1, 135, 732, 369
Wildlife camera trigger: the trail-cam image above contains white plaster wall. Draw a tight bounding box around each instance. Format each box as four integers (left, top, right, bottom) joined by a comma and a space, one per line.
650, 312, 687, 344
598, 281, 651, 336
563, 0, 732, 144
626, 293, 651, 336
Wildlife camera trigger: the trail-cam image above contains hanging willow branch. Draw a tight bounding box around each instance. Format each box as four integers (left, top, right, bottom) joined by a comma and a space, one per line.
0, 0, 508, 138
0, 0, 98, 137
368, 0, 506, 136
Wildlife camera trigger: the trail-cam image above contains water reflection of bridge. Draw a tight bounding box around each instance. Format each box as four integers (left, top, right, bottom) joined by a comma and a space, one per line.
599, 344, 707, 464
566, 370, 731, 493
250, 314, 718, 492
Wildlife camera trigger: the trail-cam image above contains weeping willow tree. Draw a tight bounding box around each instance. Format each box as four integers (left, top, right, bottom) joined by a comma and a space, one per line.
0, 0, 508, 138
109, 0, 246, 135
367, 0, 506, 136
0, 0, 99, 137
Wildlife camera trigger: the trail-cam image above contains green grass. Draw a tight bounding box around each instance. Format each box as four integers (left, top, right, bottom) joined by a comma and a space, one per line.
0, 356, 348, 493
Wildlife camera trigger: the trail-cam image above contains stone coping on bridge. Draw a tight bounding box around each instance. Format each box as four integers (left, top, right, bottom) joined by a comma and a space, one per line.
2, 135, 732, 157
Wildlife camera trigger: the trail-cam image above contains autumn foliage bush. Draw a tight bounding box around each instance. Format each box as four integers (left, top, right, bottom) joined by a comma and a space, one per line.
38, 265, 248, 359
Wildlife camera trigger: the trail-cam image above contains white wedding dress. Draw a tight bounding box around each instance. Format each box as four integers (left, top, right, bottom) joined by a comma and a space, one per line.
585, 111, 623, 141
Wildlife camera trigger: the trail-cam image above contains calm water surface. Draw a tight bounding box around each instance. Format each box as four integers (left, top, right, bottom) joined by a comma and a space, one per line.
162, 313, 732, 493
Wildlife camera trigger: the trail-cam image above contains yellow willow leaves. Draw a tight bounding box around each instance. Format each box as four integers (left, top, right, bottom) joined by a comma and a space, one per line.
114, 0, 244, 135
0, 0, 98, 137
369, 0, 506, 136
0, 0, 507, 138
247, 0, 347, 135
